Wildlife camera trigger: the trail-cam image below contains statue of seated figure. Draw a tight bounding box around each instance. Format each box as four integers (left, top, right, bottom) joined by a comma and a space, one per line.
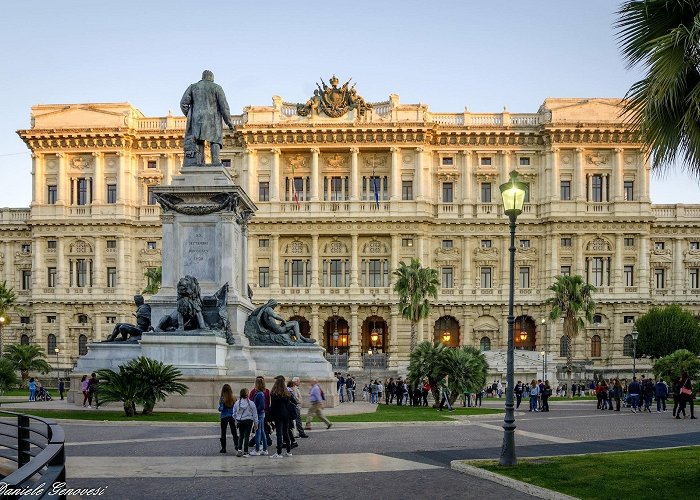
106, 295, 151, 342
244, 299, 316, 346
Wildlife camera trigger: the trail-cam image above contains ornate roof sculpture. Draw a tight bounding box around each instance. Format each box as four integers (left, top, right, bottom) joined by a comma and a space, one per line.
296, 75, 371, 118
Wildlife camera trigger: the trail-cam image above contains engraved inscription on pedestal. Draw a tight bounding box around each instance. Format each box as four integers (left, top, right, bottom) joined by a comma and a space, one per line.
182, 226, 216, 282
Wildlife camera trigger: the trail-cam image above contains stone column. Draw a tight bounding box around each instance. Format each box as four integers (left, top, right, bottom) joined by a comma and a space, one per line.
92, 152, 104, 204
32, 237, 42, 289
540, 151, 548, 201
461, 150, 472, 211
270, 148, 280, 202
56, 236, 65, 288
500, 150, 511, 182
311, 234, 319, 287
550, 147, 560, 202
390, 147, 400, 200
639, 236, 650, 295
615, 234, 623, 289
32, 153, 44, 205
94, 238, 103, 289
162, 153, 173, 185
390, 234, 399, 285
116, 152, 126, 204
639, 155, 649, 202
417, 234, 425, 267
602, 173, 608, 202
501, 235, 509, 293
587, 174, 593, 202
351, 233, 359, 286
310, 148, 320, 201
575, 236, 584, 277
117, 236, 127, 291
612, 148, 624, 201
574, 148, 585, 201
271, 234, 280, 289
247, 230, 255, 291
462, 236, 471, 292
550, 234, 559, 283
389, 307, 399, 368
246, 149, 258, 197
415, 147, 424, 200
350, 147, 359, 201
56, 153, 66, 205
461, 310, 472, 347
349, 305, 360, 369
311, 305, 321, 344
674, 237, 684, 293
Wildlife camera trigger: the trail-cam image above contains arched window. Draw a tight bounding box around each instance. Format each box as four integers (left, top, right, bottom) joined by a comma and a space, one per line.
78, 334, 88, 356
623, 334, 634, 357
480, 336, 491, 352
47, 334, 57, 355
559, 335, 570, 357
591, 335, 602, 357
20, 335, 29, 346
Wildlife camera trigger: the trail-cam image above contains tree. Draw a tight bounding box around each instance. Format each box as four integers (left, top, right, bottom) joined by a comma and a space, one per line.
635, 304, 700, 358
544, 275, 596, 397
143, 267, 162, 295
0, 358, 19, 395
653, 349, 700, 383
616, 1, 700, 177
393, 259, 439, 352
3, 344, 52, 388
0, 281, 24, 355
124, 356, 188, 414
407, 342, 488, 406
95, 367, 142, 417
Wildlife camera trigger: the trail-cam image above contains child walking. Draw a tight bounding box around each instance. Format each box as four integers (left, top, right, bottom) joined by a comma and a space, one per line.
233, 388, 258, 457
218, 384, 238, 453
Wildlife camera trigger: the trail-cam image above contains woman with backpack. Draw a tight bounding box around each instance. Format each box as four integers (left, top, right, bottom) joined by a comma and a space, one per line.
218, 384, 237, 454
233, 388, 258, 457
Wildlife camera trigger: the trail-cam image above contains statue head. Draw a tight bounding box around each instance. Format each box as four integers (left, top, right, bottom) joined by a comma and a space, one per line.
202, 70, 214, 82
134, 295, 144, 306
267, 299, 278, 309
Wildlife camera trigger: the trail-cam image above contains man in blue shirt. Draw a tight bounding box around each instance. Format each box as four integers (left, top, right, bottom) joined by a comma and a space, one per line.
628, 376, 642, 413
655, 378, 668, 412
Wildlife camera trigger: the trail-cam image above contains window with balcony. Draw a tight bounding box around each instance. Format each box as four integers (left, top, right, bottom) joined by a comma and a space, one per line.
368, 259, 382, 287
148, 187, 157, 205
258, 267, 269, 288
442, 182, 453, 203
480, 267, 492, 288
560, 180, 571, 200
591, 175, 603, 202
690, 268, 699, 289
624, 265, 634, 286
76, 178, 89, 205
624, 180, 634, 201
22, 270, 31, 290
259, 181, 269, 202
442, 267, 454, 289
442, 239, 453, 249
480, 183, 492, 203
402, 180, 413, 200
107, 184, 117, 204
47, 267, 56, 288
655, 268, 666, 289
107, 267, 117, 288
591, 257, 604, 286
519, 267, 530, 288
561, 237, 572, 247
76, 259, 88, 287
522, 182, 530, 203
291, 259, 305, 287
47, 185, 57, 205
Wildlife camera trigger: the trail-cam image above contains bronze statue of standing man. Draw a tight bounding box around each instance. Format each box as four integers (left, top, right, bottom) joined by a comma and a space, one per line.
180, 70, 234, 166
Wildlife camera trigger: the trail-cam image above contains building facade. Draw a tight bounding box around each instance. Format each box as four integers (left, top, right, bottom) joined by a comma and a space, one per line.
5, 82, 700, 376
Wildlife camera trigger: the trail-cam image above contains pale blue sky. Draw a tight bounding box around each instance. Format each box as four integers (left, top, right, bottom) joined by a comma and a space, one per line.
1, 0, 698, 207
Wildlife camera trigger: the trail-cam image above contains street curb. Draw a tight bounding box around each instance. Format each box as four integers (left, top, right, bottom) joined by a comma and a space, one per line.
450, 461, 576, 500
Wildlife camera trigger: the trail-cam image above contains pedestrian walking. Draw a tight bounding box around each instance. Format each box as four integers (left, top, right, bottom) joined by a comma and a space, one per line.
292, 377, 309, 439
515, 381, 523, 409
437, 376, 454, 412
655, 378, 668, 413
233, 388, 257, 457
80, 375, 89, 407
269, 376, 293, 458
305, 378, 332, 430
58, 379, 65, 400
541, 381, 552, 412
29, 377, 37, 402
677, 371, 697, 420
628, 376, 641, 413
218, 384, 237, 454
529, 380, 540, 412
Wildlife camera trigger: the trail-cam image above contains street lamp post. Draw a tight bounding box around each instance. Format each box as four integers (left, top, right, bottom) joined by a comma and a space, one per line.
540, 351, 546, 381
368, 348, 373, 382
541, 318, 547, 380
54, 347, 60, 385
498, 171, 527, 467
631, 327, 639, 379
0, 316, 5, 357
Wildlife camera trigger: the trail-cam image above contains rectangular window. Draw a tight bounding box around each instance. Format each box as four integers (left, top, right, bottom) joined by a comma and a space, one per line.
329, 259, 343, 287
330, 177, 343, 201
560, 180, 571, 201
76, 259, 88, 287
520, 239, 530, 249
480, 182, 492, 203
624, 181, 634, 201
259, 238, 269, 248
47, 315, 56, 324
591, 175, 603, 202
258, 267, 269, 288
22, 270, 31, 290
560, 237, 572, 247
442, 182, 453, 203
624, 237, 635, 247
106, 240, 116, 250
291, 260, 304, 287
368, 259, 382, 287
21, 244, 31, 253
655, 268, 665, 289
221, 159, 231, 169
107, 267, 117, 288
690, 268, 699, 289
519, 267, 530, 288
655, 242, 665, 250
258, 182, 270, 202
442, 267, 454, 288
591, 257, 604, 286
442, 157, 454, 166
401, 180, 413, 200
401, 238, 413, 247
442, 239, 453, 249
147, 160, 157, 169
77, 178, 89, 206
106, 316, 116, 324
292, 177, 305, 201
47, 267, 57, 288
480, 267, 492, 288
522, 182, 530, 203
480, 157, 492, 166
623, 316, 635, 324
107, 184, 117, 204
481, 239, 492, 248
624, 265, 634, 286
47, 240, 57, 250
690, 242, 699, 250
47, 185, 57, 204
20, 316, 30, 325
561, 266, 571, 276
147, 241, 157, 250
519, 157, 530, 166
148, 187, 156, 206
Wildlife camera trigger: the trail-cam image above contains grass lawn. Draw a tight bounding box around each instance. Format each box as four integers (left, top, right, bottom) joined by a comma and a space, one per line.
549, 396, 597, 401
329, 404, 502, 422
13, 409, 219, 423
472, 446, 700, 499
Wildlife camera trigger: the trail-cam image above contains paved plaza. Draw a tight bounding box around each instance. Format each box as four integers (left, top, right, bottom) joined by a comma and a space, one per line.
21, 399, 698, 500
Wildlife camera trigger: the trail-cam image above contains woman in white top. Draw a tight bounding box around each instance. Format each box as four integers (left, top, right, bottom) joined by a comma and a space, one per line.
233, 388, 258, 456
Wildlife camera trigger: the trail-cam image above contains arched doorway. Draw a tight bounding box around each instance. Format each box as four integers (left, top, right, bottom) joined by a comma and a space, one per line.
433, 316, 460, 348
361, 316, 387, 353
289, 315, 311, 340
324, 316, 349, 354
514, 316, 536, 350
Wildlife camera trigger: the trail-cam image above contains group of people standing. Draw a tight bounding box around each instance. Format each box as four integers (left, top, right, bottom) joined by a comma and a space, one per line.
218, 376, 332, 459
80, 373, 98, 408
514, 380, 553, 412
620, 373, 696, 418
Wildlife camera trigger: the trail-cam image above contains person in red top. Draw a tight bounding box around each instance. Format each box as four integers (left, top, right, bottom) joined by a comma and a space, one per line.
423, 381, 430, 407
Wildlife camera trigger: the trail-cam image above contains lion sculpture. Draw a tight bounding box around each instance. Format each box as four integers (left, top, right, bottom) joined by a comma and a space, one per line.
156, 275, 207, 331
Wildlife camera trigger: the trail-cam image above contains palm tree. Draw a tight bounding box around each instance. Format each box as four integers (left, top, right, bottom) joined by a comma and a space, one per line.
407, 341, 446, 404
0, 281, 24, 355
3, 344, 52, 388
95, 367, 142, 417
544, 275, 596, 397
143, 267, 162, 295
393, 259, 439, 352
124, 356, 188, 414
616, 1, 700, 177
0, 358, 19, 395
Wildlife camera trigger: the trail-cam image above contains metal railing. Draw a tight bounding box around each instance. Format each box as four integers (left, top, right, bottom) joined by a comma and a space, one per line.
325, 353, 348, 370
362, 352, 388, 370
0, 411, 66, 499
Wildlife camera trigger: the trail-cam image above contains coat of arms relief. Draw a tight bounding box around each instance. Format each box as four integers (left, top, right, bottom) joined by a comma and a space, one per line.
297, 75, 371, 118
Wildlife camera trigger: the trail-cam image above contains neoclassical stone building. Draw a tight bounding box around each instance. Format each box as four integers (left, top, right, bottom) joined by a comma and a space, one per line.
4, 79, 700, 378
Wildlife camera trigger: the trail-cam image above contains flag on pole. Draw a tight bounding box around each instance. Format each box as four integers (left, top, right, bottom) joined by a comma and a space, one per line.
373, 175, 380, 209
